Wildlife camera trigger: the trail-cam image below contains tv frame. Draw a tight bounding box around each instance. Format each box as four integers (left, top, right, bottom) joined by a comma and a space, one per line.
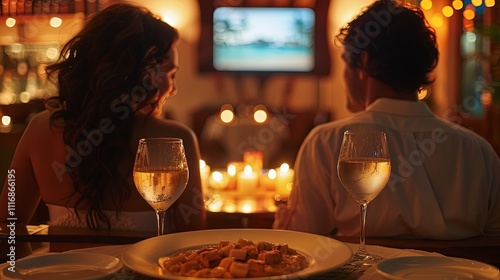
197, 0, 331, 76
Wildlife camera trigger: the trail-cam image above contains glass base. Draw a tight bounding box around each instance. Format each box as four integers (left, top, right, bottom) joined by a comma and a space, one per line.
350, 248, 383, 266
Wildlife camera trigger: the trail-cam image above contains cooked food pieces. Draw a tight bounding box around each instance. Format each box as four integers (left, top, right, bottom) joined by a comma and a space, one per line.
158, 238, 309, 278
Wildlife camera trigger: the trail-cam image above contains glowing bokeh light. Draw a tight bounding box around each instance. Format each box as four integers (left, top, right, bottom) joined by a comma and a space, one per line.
1, 116, 11, 126
481, 90, 493, 106
442, 6, 454, 17
452, 0, 464, 10
227, 164, 237, 176
268, 169, 277, 180
463, 7, 476, 20
220, 104, 234, 123
431, 13, 444, 28
46, 47, 59, 60
19, 91, 31, 103
471, 0, 483, 6
49, 17, 62, 28
253, 105, 267, 123
420, 0, 433, 10
6, 17, 16, 28
280, 163, 290, 172
212, 171, 224, 181
220, 109, 234, 123
253, 110, 267, 123
466, 32, 477, 43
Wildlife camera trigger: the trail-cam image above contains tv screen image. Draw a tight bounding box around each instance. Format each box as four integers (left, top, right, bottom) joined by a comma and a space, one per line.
213, 7, 315, 72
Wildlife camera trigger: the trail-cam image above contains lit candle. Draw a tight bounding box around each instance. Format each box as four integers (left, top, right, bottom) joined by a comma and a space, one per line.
237, 165, 259, 193
199, 160, 211, 193
0, 115, 12, 133
260, 169, 277, 191
276, 163, 294, 195
208, 171, 229, 190
226, 162, 243, 190
243, 150, 263, 174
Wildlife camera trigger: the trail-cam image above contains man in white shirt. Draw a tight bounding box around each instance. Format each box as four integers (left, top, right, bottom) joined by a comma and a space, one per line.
273, 0, 500, 240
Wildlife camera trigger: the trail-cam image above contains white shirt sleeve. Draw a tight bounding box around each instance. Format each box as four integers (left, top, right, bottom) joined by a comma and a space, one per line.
273, 128, 337, 235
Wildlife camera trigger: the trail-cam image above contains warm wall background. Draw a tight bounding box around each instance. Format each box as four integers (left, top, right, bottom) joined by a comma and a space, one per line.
1, 0, 498, 167
120, 0, 377, 125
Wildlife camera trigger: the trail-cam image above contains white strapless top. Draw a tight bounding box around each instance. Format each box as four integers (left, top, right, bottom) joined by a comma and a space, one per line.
46, 204, 157, 232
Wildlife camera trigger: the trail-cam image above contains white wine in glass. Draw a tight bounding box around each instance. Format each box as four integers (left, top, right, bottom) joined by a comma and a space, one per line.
133, 138, 188, 236
337, 130, 391, 264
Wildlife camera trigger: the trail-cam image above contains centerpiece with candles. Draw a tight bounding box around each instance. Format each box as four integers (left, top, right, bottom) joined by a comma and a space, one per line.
202, 148, 293, 213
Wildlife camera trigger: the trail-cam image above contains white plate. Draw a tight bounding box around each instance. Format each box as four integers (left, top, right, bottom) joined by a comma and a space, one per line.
376, 256, 500, 280
121, 228, 353, 279
1, 252, 123, 280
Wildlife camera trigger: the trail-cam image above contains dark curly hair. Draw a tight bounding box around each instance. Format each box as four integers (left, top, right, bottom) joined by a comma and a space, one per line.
336, 0, 439, 94
45, 3, 179, 230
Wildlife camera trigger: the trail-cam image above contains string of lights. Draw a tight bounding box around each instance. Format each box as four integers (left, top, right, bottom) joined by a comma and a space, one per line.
417, 0, 496, 28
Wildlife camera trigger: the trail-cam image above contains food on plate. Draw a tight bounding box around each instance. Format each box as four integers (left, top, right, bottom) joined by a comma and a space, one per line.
158, 238, 310, 278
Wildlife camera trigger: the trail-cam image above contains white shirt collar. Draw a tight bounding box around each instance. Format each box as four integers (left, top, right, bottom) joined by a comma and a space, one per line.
366, 98, 435, 117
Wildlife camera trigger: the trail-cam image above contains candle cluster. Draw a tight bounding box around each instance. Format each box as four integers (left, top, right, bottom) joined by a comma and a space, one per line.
201, 155, 293, 194
200, 151, 294, 213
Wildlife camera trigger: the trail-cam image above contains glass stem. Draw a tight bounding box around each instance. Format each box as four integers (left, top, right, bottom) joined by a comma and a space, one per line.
156, 210, 166, 236
358, 203, 368, 253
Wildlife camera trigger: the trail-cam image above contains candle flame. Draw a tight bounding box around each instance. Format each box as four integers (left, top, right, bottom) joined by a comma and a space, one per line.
199, 160, 206, 169
212, 171, 223, 181
1, 116, 11, 126
280, 163, 290, 172
228, 164, 236, 176
244, 165, 253, 175
268, 169, 277, 179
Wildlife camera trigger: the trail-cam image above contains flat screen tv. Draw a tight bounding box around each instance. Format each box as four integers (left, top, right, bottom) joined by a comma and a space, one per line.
197, 1, 331, 76
213, 7, 314, 72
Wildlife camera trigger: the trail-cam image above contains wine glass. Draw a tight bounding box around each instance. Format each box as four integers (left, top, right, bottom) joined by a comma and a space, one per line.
133, 138, 189, 236
337, 130, 391, 264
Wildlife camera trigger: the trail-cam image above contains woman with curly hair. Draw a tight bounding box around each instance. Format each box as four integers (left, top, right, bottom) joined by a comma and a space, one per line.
0, 3, 206, 238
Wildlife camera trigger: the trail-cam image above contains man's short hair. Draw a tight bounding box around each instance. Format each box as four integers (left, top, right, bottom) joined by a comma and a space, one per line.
336, 0, 439, 94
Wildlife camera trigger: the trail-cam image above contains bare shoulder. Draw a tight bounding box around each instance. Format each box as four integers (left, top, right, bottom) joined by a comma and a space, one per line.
23, 110, 57, 135
28, 109, 51, 124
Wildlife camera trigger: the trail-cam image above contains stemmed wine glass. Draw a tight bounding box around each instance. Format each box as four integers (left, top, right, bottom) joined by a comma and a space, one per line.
337, 130, 391, 264
133, 138, 189, 236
